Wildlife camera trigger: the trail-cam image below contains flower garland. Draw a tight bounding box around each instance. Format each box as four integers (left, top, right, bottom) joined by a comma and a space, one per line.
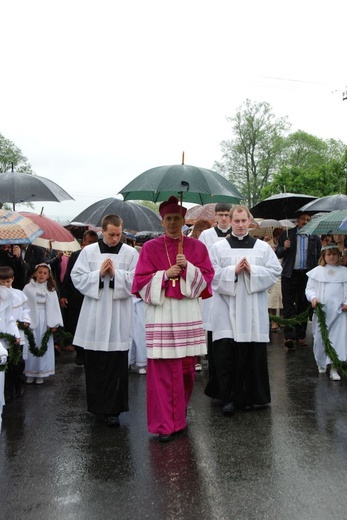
270, 306, 347, 377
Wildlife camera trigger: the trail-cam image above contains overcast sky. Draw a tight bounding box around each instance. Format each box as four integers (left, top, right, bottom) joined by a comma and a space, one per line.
1, 0, 346, 221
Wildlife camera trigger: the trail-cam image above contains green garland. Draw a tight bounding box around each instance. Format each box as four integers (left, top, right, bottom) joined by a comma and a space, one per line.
19, 324, 52, 357
313, 302, 347, 376
0, 324, 73, 371
270, 306, 347, 377
0, 332, 22, 372
269, 310, 309, 328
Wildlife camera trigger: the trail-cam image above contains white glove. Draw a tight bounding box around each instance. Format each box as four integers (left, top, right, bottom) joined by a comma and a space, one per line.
0, 355, 7, 365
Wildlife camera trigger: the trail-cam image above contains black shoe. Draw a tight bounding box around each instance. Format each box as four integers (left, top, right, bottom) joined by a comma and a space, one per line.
75, 356, 84, 366
222, 402, 235, 416
284, 339, 296, 350
158, 433, 173, 442
104, 415, 120, 427
15, 387, 25, 398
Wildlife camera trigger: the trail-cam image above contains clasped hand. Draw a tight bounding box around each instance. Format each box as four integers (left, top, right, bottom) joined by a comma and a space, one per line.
100, 258, 115, 278
235, 257, 251, 275
166, 254, 187, 279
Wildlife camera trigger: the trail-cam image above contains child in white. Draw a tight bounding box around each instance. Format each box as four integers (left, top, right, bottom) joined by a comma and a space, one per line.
0, 266, 31, 400
0, 342, 8, 432
306, 244, 347, 380
23, 263, 63, 384
0, 284, 20, 431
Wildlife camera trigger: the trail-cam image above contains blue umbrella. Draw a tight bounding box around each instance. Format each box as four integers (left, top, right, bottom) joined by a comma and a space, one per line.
337, 215, 347, 233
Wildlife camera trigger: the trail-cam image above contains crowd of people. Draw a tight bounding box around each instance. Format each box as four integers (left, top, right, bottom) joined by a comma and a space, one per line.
1, 200, 346, 439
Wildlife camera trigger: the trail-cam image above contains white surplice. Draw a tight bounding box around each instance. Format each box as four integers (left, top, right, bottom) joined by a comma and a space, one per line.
210, 239, 282, 343
199, 227, 230, 331
71, 242, 138, 352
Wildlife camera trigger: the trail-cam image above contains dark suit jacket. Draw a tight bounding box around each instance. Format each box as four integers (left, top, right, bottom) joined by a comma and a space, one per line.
23, 245, 45, 283
276, 227, 321, 278
59, 250, 83, 334
0, 249, 26, 290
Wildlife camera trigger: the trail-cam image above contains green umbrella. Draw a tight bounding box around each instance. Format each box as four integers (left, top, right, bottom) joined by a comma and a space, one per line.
118, 163, 242, 205
297, 210, 347, 235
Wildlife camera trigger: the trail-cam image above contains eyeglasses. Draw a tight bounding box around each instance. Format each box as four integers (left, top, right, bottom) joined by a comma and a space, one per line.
216, 213, 230, 218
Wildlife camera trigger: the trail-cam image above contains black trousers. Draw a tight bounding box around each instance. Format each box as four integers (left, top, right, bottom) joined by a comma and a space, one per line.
281, 270, 310, 340
5, 358, 25, 399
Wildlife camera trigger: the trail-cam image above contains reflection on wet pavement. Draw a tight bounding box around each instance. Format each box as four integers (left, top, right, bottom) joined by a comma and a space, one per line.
0, 326, 346, 520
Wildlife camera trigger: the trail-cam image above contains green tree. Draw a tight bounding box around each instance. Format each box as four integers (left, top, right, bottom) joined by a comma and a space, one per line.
214, 99, 290, 206
138, 200, 160, 213
0, 133, 34, 209
0, 133, 33, 174
262, 132, 347, 198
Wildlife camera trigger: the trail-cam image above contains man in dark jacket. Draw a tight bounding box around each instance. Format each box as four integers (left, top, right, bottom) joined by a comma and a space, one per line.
59, 230, 98, 365
276, 212, 321, 349
0, 245, 26, 289
21, 244, 45, 285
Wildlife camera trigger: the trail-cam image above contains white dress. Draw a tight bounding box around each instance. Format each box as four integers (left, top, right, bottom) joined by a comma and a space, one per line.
306, 265, 347, 368
23, 280, 63, 378
0, 342, 8, 433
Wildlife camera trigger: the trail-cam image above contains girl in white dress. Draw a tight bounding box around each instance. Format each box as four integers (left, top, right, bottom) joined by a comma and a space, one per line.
306, 244, 347, 380
23, 263, 63, 385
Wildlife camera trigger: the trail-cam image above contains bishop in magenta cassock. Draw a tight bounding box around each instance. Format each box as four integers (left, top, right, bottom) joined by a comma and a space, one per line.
132, 196, 214, 442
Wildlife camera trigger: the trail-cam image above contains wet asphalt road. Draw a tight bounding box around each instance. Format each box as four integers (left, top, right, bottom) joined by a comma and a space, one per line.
1, 324, 347, 520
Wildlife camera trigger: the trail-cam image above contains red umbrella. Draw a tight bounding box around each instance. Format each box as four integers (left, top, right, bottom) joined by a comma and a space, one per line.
185, 203, 217, 225
19, 212, 81, 252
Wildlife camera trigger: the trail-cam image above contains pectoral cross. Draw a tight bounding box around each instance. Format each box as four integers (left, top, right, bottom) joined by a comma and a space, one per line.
171, 277, 178, 287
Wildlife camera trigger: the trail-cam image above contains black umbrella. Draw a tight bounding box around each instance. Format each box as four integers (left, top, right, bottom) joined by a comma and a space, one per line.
73, 198, 163, 232
250, 193, 317, 220
297, 194, 347, 214
0, 169, 74, 210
